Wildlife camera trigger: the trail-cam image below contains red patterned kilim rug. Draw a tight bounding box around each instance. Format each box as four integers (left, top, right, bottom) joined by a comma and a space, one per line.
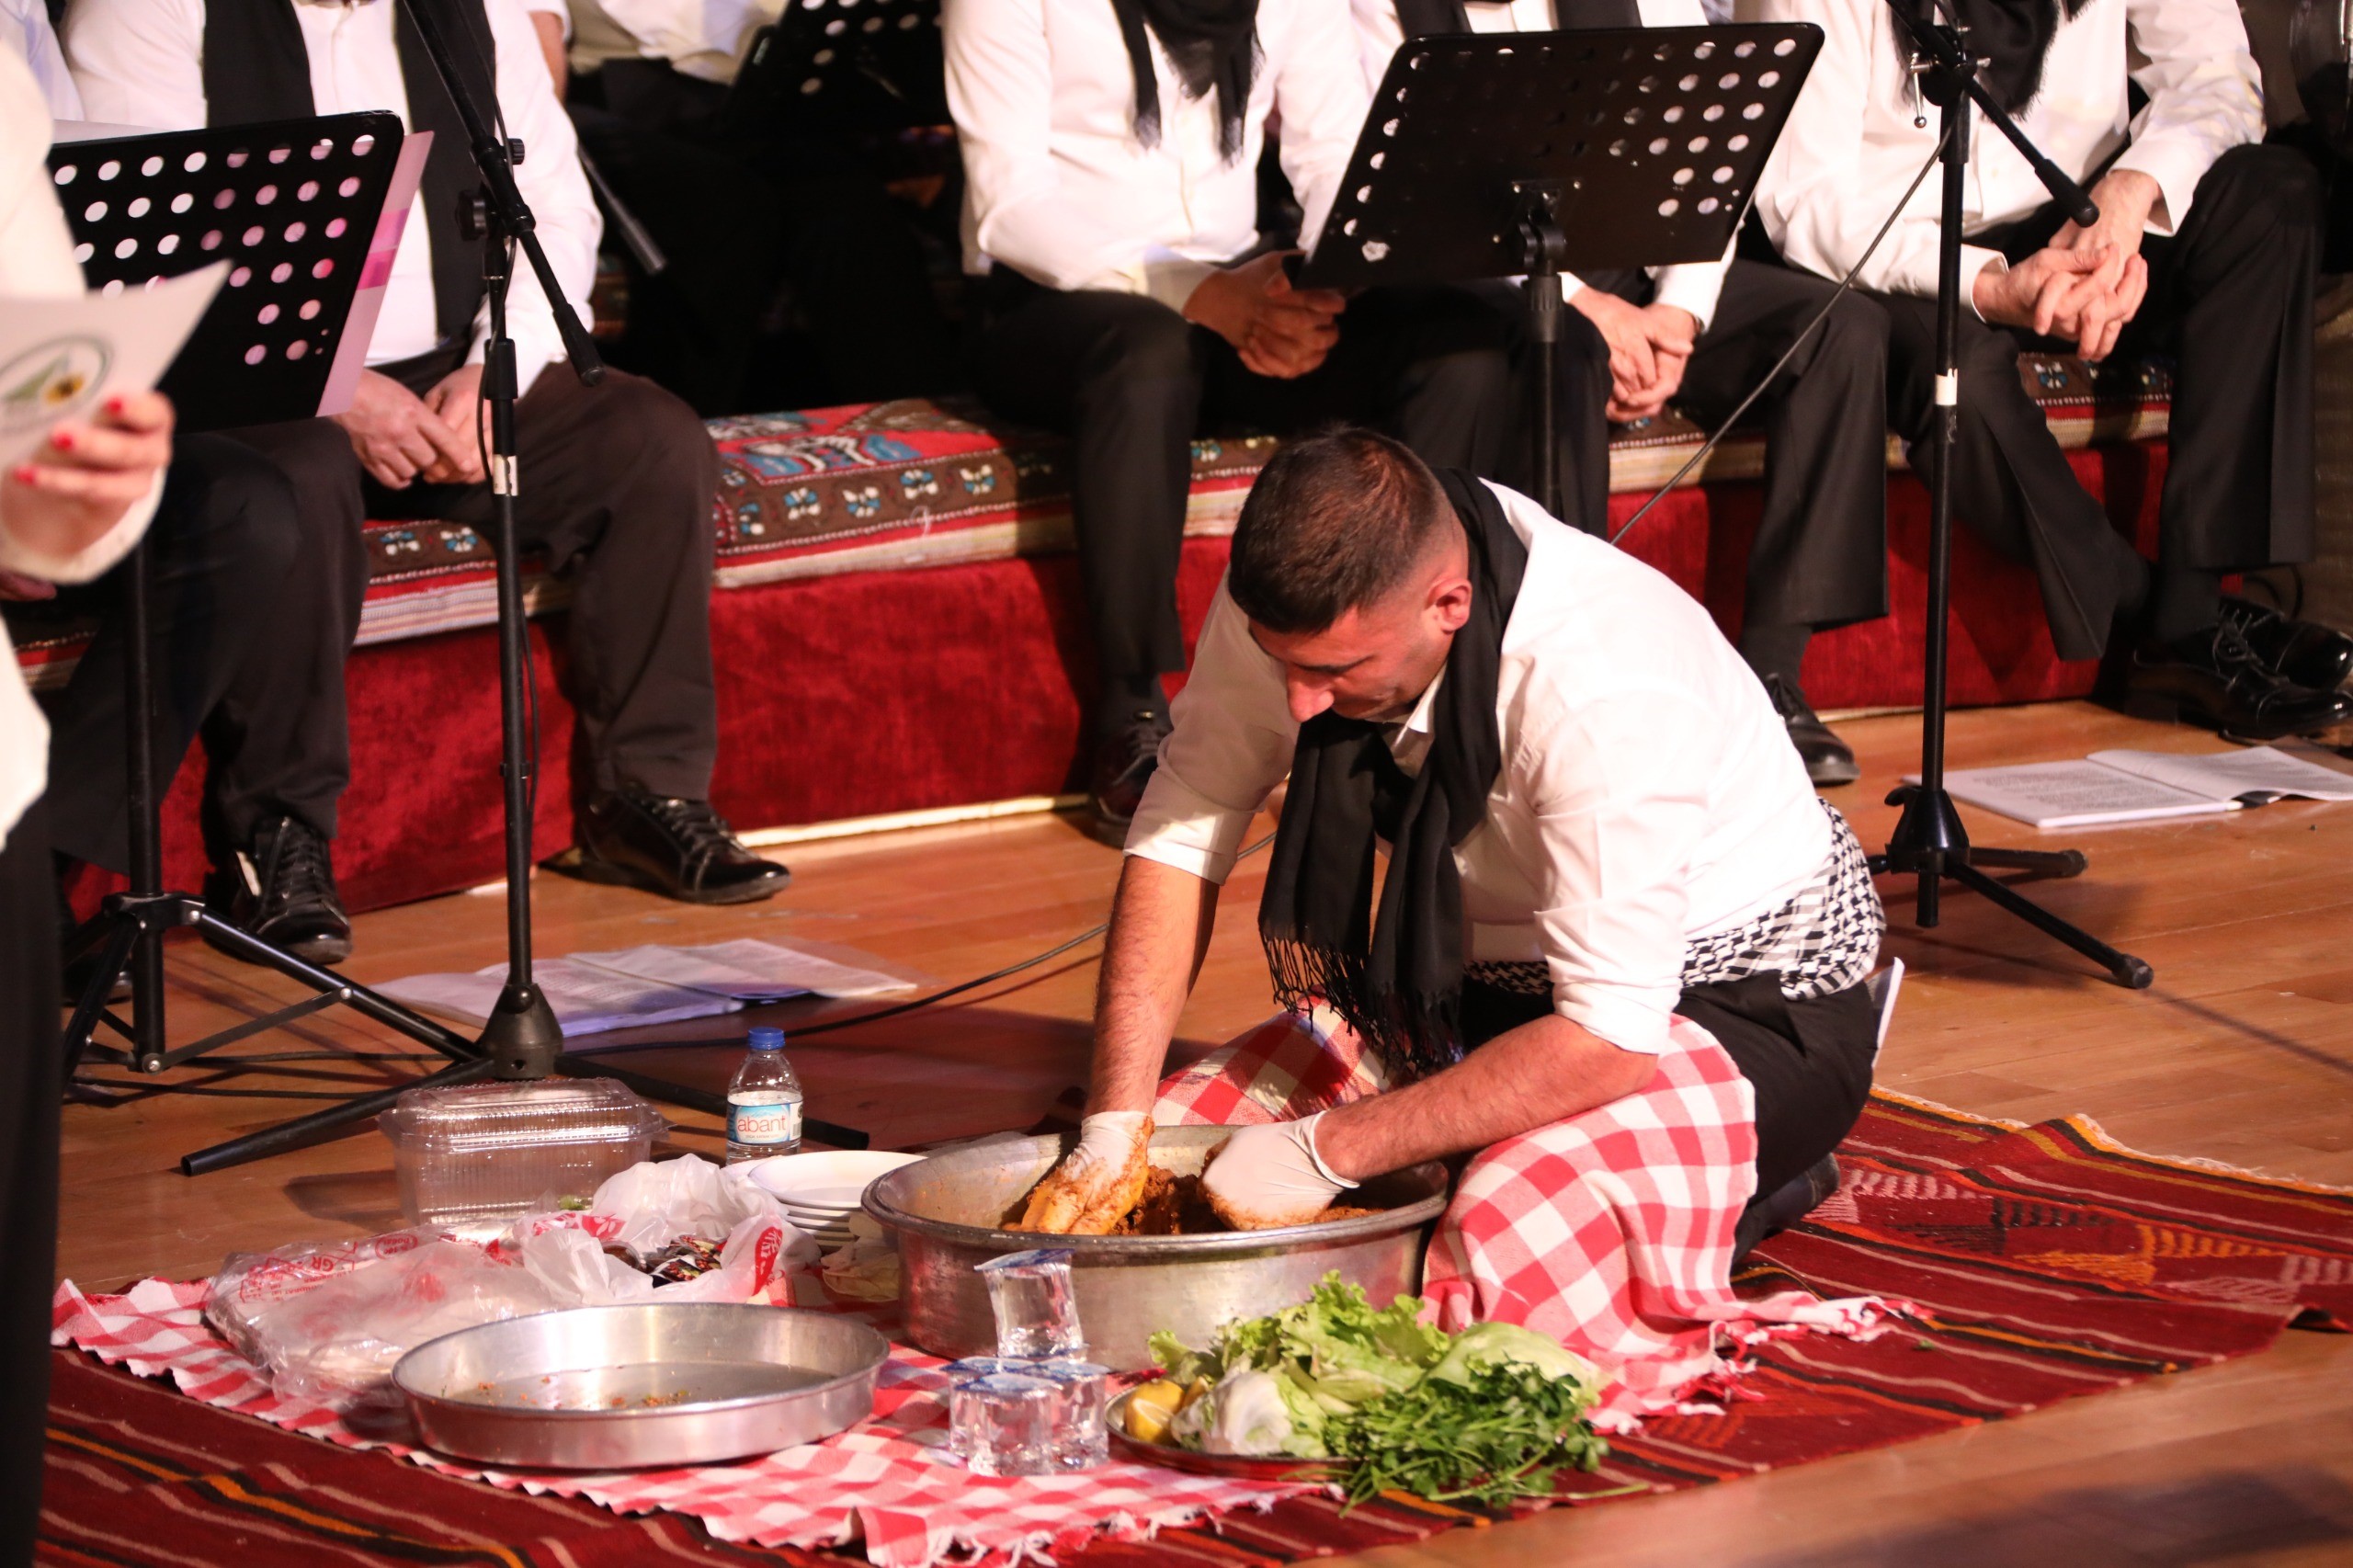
40, 1092, 2353, 1567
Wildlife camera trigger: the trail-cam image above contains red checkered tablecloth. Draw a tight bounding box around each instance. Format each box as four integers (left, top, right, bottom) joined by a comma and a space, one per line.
51, 1275, 1308, 1568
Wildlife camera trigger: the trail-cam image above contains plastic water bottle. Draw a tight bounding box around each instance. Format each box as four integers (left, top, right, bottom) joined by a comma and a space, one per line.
726, 1026, 803, 1163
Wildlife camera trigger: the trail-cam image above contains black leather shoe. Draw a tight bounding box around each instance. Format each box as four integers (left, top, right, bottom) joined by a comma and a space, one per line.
1759, 672, 1859, 787
2119, 620, 2353, 741
1086, 708, 1173, 847
562, 789, 790, 904
203, 814, 353, 966
2216, 595, 2353, 693
1733, 1154, 1841, 1263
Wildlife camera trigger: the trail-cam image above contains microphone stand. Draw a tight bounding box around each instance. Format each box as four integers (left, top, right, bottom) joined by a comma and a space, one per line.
178, 0, 752, 1170
1870, 0, 2152, 989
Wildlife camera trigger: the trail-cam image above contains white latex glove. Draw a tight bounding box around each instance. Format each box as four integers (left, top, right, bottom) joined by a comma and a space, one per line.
1018, 1111, 1153, 1233
1200, 1112, 1358, 1231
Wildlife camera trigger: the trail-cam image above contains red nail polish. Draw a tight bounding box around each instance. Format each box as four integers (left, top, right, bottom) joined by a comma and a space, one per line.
50, 429, 73, 452
104, 394, 125, 415
11, 465, 36, 484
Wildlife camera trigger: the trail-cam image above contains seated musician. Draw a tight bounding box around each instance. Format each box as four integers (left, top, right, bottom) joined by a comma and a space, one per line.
944, 0, 1517, 846
1023, 430, 1887, 1392
63, 0, 790, 961
1753, 0, 2353, 739
1357, 0, 1894, 787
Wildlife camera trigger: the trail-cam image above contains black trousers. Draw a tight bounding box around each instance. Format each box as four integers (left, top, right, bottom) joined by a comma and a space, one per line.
1461, 971, 1878, 1199
227, 351, 722, 802
570, 62, 956, 415
1560, 260, 1893, 634
972, 272, 1514, 681
1877, 144, 2320, 660
0, 794, 59, 1566
9, 436, 324, 873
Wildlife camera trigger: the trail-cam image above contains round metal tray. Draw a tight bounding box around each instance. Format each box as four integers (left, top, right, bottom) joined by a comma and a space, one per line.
392, 1302, 888, 1470
1104, 1388, 1351, 1482
864, 1128, 1449, 1370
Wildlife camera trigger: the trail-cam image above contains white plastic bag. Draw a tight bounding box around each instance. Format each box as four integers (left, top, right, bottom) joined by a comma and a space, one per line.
206, 1156, 821, 1409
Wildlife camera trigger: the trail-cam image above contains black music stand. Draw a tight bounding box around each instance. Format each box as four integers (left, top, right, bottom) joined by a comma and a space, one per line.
50, 115, 491, 1089
1300, 25, 1821, 518
1866, 0, 2150, 989
722, 0, 947, 137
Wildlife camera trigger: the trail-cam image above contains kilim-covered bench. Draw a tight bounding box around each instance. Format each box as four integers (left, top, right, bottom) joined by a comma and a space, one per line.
21, 356, 2170, 913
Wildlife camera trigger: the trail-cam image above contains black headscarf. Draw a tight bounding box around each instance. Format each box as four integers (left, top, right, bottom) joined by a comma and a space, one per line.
1108, 0, 1260, 163
1257, 472, 1529, 1081
1923, 0, 2095, 113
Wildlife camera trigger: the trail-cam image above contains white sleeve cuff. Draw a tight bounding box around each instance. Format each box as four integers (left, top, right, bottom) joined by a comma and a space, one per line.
1553, 984, 1675, 1056
1961, 245, 2006, 322
2107, 144, 2204, 238
1122, 761, 1258, 884
1142, 256, 1218, 316
1648, 260, 1728, 335
0, 470, 161, 585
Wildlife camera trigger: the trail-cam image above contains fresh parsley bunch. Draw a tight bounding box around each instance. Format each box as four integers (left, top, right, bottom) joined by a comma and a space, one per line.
1145, 1274, 1609, 1507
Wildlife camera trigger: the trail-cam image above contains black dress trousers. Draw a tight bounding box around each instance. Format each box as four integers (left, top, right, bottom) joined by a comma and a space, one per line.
972, 272, 1514, 681
1555, 259, 1893, 635
1877, 144, 2320, 660
226, 352, 723, 803
0, 792, 60, 1568
16, 434, 333, 872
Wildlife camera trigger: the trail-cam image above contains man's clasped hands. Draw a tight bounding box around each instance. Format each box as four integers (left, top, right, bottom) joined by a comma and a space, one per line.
1970, 169, 2163, 364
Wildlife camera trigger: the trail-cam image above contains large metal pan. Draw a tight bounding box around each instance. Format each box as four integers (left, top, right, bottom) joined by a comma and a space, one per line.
392, 1302, 887, 1469
864, 1127, 1449, 1370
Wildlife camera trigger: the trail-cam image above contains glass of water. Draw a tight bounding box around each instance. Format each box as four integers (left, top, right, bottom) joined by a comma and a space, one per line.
1026, 1359, 1110, 1470
976, 1248, 1084, 1358
948, 1372, 1061, 1477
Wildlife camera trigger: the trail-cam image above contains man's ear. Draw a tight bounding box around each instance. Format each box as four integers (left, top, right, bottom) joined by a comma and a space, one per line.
1427, 571, 1474, 635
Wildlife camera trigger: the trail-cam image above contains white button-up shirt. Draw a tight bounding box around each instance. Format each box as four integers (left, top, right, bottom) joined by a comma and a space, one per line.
1127, 481, 1832, 1056
944, 0, 1371, 313
64, 0, 602, 392
0, 48, 157, 845
1350, 0, 1733, 330
1747, 0, 2263, 307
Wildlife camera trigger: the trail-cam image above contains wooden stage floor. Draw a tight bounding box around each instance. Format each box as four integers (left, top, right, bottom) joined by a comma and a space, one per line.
52, 700, 2353, 1567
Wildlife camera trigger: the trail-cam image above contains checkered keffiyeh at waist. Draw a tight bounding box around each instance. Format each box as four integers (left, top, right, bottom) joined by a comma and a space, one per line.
1468, 799, 1884, 1005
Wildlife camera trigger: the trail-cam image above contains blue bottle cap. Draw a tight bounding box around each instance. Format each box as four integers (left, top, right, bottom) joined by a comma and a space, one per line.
747, 1026, 786, 1051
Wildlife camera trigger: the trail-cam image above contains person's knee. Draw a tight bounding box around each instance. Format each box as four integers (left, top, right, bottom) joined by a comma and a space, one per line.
2206, 143, 2322, 228
1082, 302, 1203, 390
166, 441, 304, 591
1813, 288, 1891, 366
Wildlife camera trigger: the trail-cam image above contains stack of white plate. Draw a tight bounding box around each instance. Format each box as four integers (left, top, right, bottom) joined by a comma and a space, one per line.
745, 1151, 925, 1250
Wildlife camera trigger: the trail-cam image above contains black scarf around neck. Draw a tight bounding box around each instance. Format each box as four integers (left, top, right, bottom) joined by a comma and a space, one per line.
1924, 0, 2094, 113
1108, 0, 1259, 163
1258, 472, 1529, 1080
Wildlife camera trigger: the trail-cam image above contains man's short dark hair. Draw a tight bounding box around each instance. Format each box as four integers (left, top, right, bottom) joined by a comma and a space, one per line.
1226, 428, 1452, 635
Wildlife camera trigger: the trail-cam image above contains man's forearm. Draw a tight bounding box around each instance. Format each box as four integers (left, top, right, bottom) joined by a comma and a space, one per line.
1312, 1014, 1656, 1180
1086, 856, 1220, 1115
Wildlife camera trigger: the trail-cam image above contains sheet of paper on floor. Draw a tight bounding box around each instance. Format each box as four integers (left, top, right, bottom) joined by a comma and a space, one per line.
565, 937, 918, 1001
2087, 744, 2353, 803
376, 959, 742, 1036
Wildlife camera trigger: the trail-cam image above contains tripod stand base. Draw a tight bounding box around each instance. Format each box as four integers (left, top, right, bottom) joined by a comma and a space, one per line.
1874, 786, 2154, 991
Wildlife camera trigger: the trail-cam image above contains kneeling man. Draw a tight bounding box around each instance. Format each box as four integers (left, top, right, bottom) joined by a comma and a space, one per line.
1027, 430, 1888, 1397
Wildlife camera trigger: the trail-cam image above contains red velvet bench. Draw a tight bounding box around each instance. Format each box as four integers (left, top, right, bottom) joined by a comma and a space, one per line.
17, 355, 2169, 914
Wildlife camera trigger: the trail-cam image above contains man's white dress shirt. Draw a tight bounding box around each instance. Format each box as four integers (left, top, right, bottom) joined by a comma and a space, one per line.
944, 0, 1371, 314
1350, 0, 1732, 329
0, 0, 80, 119
1127, 481, 1833, 1057
1747, 0, 2263, 309
65, 0, 603, 392
0, 49, 157, 846
566, 0, 775, 83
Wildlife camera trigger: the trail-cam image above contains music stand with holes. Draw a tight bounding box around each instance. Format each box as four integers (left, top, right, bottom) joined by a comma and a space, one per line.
46, 114, 497, 1092
1300, 25, 1821, 519
721, 0, 947, 138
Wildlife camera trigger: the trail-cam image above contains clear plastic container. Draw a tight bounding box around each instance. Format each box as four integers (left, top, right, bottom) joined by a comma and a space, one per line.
377, 1079, 665, 1233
